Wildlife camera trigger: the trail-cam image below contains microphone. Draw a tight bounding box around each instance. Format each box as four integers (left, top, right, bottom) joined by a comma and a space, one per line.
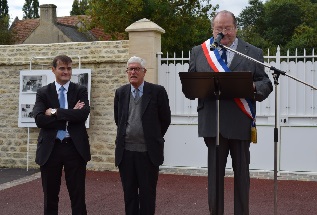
210, 32, 224, 51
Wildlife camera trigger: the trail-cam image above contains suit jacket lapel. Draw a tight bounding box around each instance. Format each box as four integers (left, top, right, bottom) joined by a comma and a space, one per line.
67, 82, 76, 109
141, 82, 151, 117
50, 82, 60, 108
230, 38, 249, 71
123, 84, 131, 118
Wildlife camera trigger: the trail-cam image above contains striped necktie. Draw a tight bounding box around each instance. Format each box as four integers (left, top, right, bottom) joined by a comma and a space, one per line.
134, 88, 140, 101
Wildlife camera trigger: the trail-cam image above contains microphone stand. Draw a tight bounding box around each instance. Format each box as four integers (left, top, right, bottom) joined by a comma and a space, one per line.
217, 43, 317, 215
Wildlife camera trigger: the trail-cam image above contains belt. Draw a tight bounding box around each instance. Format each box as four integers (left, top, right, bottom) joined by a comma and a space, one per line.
55, 137, 73, 144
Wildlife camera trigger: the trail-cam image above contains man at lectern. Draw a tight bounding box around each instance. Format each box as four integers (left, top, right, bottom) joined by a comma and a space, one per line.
188, 10, 273, 215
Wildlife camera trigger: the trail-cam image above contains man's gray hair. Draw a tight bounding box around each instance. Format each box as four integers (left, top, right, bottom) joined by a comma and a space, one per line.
127, 56, 146, 68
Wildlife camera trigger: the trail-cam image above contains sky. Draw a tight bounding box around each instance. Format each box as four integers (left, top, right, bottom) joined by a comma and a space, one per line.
8, 0, 251, 23
8, 1, 74, 22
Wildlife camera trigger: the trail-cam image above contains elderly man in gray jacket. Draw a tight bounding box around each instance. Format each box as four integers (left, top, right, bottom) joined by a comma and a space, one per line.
188, 10, 273, 215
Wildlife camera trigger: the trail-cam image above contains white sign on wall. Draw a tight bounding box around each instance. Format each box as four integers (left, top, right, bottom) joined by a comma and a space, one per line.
18, 69, 91, 128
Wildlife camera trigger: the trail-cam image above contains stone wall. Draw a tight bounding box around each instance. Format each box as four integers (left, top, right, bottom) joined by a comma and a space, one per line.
0, 41, 129, 171
0, 18, 164, 171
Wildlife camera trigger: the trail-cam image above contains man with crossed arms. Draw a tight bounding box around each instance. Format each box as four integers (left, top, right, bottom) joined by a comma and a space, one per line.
33, 55, 90, 215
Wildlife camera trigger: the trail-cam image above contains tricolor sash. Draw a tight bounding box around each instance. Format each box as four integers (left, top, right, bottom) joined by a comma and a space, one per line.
201, 38, 257, 142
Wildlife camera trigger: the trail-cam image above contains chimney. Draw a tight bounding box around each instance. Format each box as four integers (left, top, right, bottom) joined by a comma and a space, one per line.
40, 4, 57, 24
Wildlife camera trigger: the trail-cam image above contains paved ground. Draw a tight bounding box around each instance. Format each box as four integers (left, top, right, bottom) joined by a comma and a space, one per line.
0, 168, 39, 187
0, 167, 316, 214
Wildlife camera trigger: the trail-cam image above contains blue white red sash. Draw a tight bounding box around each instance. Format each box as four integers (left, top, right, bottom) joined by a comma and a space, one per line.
201, 38, 256, 127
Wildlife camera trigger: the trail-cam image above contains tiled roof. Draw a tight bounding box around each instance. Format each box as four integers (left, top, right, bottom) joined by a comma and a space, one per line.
57, 15, 87, 26
10, 18, 40, 44
90, 27, 112, 41
10, 15, 112, 44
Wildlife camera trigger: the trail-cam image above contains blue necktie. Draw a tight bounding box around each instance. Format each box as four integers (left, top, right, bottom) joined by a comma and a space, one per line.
56, 86, 66, 140
221, 48, 227, 64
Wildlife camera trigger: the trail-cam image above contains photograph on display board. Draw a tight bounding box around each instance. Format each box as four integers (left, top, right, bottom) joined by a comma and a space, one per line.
18, 70, 91, 128
21, 75, 47, 93
71, 73, 88, 88
20, 104, 35, 122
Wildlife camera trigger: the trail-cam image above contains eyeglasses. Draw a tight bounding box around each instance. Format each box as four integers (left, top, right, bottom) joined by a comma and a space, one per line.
126, 67, 144, 73
213, 27, 236, 34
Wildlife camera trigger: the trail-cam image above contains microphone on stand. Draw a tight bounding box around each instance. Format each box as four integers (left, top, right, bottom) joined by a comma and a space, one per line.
210, 32, 224, 51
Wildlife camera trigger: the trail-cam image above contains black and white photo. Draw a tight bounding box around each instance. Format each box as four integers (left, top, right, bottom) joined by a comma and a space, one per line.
21, 75, 47, 93
71, 73, 88, 89
20, 104, 35, 122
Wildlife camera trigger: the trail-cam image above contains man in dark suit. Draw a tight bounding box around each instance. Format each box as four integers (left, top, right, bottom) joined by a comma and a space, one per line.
188, 11, 273, 215
33, 55, 90, 215
114, 56, 171, 215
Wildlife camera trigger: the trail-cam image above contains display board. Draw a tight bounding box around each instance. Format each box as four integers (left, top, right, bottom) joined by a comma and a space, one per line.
18, 69, 91, 128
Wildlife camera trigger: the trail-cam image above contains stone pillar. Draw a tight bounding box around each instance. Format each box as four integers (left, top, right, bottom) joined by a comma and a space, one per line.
125, 18, 165, 84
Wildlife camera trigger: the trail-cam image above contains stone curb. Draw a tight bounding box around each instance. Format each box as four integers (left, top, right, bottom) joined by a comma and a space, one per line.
0, 172, 41, 191
159, 167, 317, 182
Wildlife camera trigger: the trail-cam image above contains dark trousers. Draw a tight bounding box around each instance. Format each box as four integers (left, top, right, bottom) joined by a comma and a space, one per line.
40, 139, 87, 215
119, 150, 159, 215
204, 135, 250, 215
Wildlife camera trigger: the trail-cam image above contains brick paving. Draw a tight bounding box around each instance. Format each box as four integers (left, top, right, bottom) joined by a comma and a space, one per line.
0, 167, 316, 192
1, 168, 316, 214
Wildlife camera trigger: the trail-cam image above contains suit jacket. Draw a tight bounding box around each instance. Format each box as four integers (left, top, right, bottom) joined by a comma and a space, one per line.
114, 81, 171, 166
33, 82, 91, 166
189, 37, 273, 140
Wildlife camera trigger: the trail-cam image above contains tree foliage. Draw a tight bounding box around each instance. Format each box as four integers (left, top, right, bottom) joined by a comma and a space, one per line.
238, 0, 264, 28
71, 0, 80, 15
22, 0, 40, 19
0, 0, 15, 44
87, 0, 218, 54
71, 0, 89, 15
32, 0, 39, 18
238, 0, 317, 55
0, 0, 8, 16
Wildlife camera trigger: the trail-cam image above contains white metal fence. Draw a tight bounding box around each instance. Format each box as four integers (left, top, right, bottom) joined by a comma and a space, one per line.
158, 46, 317, 125
158, 47, 317, 172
